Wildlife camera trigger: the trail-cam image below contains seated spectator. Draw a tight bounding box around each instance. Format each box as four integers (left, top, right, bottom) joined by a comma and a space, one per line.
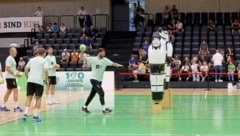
179, 62, 191, 81
61, 49, 70, 62
226, 47, 234, 63
168, 30, 175, 42
33, 41, 41, 53
60, 23, 67, 37
34, 6, 44, 17
231, 19, 240, 35
227, 60, 235, 81
171, 56, 181, 80
237, 61, 240, 81
46, 23, 53, 33
176, 19, 184, 32
191, 60, 200, 82
128, 55, 138, 71
198, 40, 210, 61
17, 57, 25, 71
208, 19, 216, 31
183, 56, 190, 64
132, 60, 147, 82
88, 25, 99, 38
200, 61, 209, 82
168, 19, 176, 33
171, 5, 178, 19
82, 34, 93, 50
70, 49, 79, 63
81, 53, 91, 70
138, 39, 149, 59
52, 22, 60, 33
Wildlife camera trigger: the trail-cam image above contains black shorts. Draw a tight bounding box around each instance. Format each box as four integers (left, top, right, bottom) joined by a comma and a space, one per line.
26, 82, 44, 97
48, 76, 57, 85
6, 79, 17, 89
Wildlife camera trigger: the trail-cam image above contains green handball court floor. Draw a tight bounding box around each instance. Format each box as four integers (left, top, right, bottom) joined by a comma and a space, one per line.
1, 94, 240, 136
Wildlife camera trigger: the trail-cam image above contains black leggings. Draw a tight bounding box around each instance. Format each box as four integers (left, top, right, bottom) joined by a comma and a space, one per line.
85, 79, 105, 106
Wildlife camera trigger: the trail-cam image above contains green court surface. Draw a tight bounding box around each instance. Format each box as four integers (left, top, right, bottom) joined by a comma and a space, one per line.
0, 94, 240, 136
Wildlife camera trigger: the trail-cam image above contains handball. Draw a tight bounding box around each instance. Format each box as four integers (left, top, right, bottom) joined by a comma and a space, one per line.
79, 44, 87, 52
0, 77, 4, 85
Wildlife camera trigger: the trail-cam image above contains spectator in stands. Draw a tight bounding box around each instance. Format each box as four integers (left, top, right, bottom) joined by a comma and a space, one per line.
208, 19, 216, 31
61, 49, 70, 62
81, 53, 91, 70
60, 23, 67, 37
231, 19, 240, 35
33, 41, 41, 53
198, 40, 210, 61
34, 6, 45, 17
132, 60, 147, 82
17, 57, 25, 72
46, 23, 53, 33
82, 35, 93, 51
163, 6, 171, 25
176, 19, 184, 32
237, 61, 240, 81
226, 47, 234, 63
138, 39, 149, 59
179, 62, 191, 81
85, 15, 93, 28
171, 5, 179, 19
135, 10, 145, 30
168, 30, 175, 42
212, 49, 224, 82
77, 6, 86, 28
168, 19, 176, 34
191, 59, 200, 82
88, 25, 99, 39
52, 22, 60, 33
171, 55, 181, 80
227, 60, 235, 81
183, 56, 190, 64
200, 61, 209, 82
70, 49, 79, 63
128, 55, 137, 71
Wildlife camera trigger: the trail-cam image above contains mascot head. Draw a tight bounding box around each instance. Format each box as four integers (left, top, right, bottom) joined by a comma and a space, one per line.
151, 32, 161, 48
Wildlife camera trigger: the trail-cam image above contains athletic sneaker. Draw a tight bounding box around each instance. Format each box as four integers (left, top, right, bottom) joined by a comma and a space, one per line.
0, 106, 10, 112
33, 116, 42, 122
102, 108, 112, 114
51, 99, 59, 104
22, 114, 28, 121
14, 106, 23, 112
82, 106, 91, 113
46, 100, 53, 105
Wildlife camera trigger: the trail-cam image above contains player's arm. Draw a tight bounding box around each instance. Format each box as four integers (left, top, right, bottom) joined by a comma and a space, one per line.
44, 68, 48, 83
112, 62, 123, 67
24, 61, 31, 78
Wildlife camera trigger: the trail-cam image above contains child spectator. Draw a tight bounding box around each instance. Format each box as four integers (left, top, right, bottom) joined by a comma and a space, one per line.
200, 61, 209, 82
128, 55, 137, 71
61, 49, 70, 62
132, 60, 147, 82
17, 57, 25, 72
179, 62, 191, 81
227, 60, 236, 81
70, 49, 79, 63
191, 60, 200, 82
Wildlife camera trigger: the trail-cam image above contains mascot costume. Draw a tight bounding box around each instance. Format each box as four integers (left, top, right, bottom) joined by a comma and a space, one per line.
148, 28, 173, 114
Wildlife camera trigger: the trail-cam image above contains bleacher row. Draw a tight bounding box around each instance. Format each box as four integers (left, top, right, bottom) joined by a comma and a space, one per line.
155, 12, 240, 26
24, 27, 107, 71
133, 12, 240, 62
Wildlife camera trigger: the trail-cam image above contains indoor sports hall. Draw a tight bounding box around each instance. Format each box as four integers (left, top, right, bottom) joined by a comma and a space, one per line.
1, 0, 240, 136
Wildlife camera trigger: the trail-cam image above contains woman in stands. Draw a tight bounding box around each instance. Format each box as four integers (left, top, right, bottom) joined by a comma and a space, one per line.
179, 62, 191, 81
200, 61, 209, 82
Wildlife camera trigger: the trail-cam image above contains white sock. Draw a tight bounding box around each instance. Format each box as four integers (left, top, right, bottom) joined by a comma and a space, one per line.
24, 107, 30, 115
102, 105, 106, 111
14, 102, 19, 108
33, 109, 40, 117
50, 95, 54, 101
1, 102, 6, 108
46, 95, 50, 101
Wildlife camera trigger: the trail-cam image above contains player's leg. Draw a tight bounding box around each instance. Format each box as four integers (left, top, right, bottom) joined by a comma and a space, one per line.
13, 87, 23, 112
50, 84, 59, 104
1, 89, 12, 111
94, 81, 112, 114
23, 82, 34, 121
82, 85, 97, 113
45, 83, 51, 105
33, 84, 44, 122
